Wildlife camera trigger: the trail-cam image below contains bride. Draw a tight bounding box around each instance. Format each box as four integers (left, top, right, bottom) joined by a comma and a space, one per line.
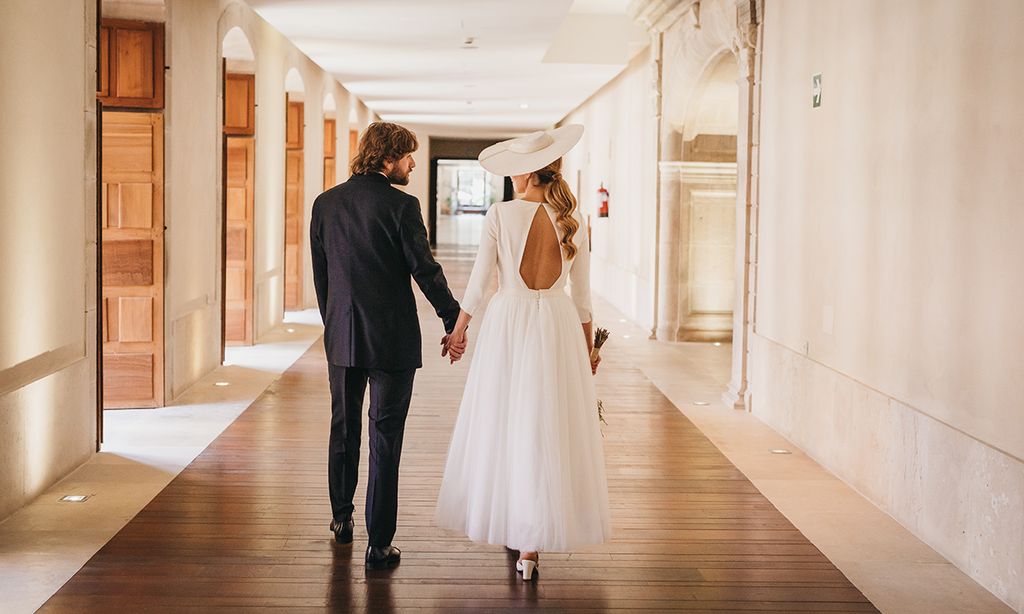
436, 124, 612, 581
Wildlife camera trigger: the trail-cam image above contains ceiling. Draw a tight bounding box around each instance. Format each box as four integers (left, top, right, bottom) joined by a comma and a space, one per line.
247, 0, 648, 137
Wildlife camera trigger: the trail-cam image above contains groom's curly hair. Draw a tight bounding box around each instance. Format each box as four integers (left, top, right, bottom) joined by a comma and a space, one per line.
350, 122, 418, 175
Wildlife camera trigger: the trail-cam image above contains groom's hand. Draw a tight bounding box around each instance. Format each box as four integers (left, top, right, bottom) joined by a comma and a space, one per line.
441, 333, 468, 363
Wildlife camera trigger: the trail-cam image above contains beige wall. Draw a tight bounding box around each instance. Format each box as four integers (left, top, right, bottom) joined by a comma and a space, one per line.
561, 46, 658, 331
0, 0, 98, 519
752, 0, 1024, 609
166, 0, 221, 398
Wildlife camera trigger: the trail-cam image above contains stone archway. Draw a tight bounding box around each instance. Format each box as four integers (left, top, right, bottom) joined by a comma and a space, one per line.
659, 51, 740, 343
634, 0, 762, 410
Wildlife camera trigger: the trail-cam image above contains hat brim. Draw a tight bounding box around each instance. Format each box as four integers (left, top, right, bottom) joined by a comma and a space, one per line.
478, 124, 584, 176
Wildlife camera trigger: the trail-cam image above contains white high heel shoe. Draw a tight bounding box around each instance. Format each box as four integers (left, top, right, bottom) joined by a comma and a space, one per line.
516, 558, 538, 581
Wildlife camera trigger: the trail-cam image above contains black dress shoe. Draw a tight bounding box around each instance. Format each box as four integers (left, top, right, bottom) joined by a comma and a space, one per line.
330, 518, 354, 544
365, 545, 401, 570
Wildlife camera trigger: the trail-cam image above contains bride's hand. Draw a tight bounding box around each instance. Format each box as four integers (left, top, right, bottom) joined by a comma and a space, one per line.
590, 355, 601, 375
442, 329, 468, 363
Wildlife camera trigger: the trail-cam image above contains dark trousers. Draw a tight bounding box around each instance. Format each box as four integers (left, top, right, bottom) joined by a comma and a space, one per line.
327, 364, 416, 547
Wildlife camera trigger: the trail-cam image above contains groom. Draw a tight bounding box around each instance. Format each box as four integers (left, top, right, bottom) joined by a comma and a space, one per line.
310, 121, 465, 570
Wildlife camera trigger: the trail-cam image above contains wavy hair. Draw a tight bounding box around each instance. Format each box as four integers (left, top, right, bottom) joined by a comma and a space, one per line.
350, 122, 418, 175
533, 158, 579, 259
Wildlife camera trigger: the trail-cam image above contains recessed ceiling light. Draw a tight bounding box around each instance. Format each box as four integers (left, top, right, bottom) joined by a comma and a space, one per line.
286, 328, 295, 333
618, 318, 627, 323
713, 342, 722, 347
622, 334, 631, 339
60, 495, 90, 503
214, 382, 230, 387
770, 449, 792, 455
520, 103, 529, 110
693, 401, 709, 406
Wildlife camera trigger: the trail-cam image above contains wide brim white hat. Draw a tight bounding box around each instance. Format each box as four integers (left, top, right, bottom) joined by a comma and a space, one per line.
478, 124, 584, 176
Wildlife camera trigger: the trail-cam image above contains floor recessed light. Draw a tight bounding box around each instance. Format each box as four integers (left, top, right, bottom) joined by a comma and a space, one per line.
713, 342, 722, 347
770, 449, 792, 455
520, 103, 529, 109
60, 495, 90, 503
693, 401, 709, 406
286, 328, 296, 333
214, 382, 230, 387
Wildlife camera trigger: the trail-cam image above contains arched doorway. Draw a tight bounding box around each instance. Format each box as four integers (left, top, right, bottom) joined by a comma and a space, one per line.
657, 51, 739, 343
220, 26, 257, 348
283, 68, 305, 311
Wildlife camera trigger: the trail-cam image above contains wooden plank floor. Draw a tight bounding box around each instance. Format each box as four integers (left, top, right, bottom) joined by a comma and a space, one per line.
41, 255, 878, 613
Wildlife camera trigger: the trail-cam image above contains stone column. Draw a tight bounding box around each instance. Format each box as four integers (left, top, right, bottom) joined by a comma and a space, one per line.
723, 14, 761, 410
655, 158, 682, 341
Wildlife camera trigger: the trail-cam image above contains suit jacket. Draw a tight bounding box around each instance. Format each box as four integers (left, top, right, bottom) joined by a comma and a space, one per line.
310, 173, 460, 370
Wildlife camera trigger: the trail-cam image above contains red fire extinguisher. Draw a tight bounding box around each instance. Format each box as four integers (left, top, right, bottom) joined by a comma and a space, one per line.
597, 182, 609, 218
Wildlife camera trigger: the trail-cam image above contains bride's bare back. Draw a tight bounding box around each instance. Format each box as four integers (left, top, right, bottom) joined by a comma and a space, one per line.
518, 205, 561, 290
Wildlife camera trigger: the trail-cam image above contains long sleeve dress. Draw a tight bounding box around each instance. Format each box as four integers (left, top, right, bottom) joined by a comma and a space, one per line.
435, 198, 612, 552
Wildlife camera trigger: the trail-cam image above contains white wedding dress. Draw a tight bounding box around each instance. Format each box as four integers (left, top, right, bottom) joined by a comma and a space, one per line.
435, 199, 612, 552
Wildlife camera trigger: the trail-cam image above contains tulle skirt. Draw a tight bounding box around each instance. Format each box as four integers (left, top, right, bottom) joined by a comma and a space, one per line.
435, 287, 612, 552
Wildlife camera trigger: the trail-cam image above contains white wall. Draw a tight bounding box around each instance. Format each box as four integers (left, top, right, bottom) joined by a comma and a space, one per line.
752, 0, 1024, 609
561, 46, 658, 331
0, 0, 97, 519
404, 133, 431, 219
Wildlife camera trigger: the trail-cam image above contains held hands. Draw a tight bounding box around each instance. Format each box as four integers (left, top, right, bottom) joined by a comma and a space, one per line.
441, 327, 468, 364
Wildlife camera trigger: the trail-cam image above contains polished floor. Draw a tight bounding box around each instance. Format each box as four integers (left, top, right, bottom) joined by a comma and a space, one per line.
36, 256, 883, 612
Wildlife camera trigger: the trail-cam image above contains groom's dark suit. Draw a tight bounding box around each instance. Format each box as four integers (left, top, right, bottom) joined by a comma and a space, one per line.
310, 172, 460, 547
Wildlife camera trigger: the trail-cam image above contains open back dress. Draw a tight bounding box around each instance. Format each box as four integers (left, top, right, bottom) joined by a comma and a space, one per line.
435, 199, 612, 552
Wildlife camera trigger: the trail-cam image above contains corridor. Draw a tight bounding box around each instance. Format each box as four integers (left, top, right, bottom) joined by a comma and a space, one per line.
39, 256, 877, 612
3, 0, 1023, 612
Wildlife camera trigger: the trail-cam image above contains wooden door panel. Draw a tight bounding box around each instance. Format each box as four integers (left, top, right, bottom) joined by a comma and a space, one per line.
114, 29, 155, 99
103, 354, 154, 402
286, 100, 303, 149
324, 119, 336, 157
101, 111, 164, 408
324, 157, 336, 191
224, 73, 255, 136
98, 27, 110, 97
98, 20, 164, 109
117, 297, 154, 343
102, 240, 154, 286
283, 144, 303, 310
348, 130, 358, 170
224, 136, 255, 345
103, 125, 156, 173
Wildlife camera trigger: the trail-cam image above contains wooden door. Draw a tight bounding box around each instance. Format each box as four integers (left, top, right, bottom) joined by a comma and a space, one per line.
101, 112, 164, 408
98, 20, 164, 109
225, 137, 255, 345
284, 98, 304, 310
323, 118, 336, 190
348, 129, 359, 172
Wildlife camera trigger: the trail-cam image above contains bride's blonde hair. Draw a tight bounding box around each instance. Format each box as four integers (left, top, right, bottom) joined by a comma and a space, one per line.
533, 158, 579, 259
